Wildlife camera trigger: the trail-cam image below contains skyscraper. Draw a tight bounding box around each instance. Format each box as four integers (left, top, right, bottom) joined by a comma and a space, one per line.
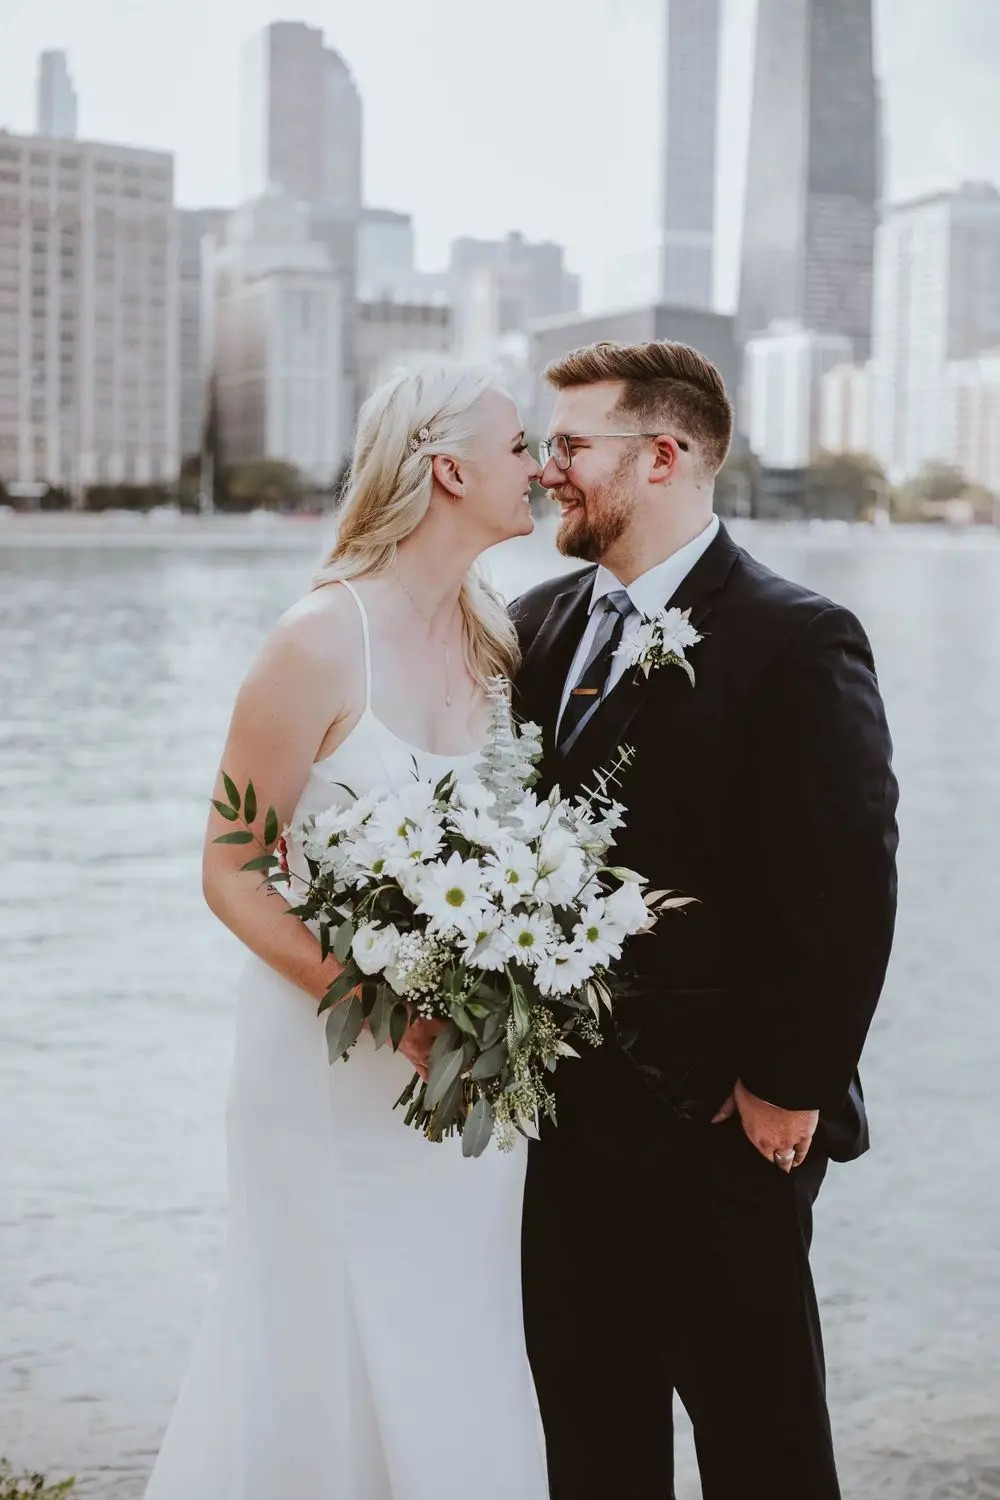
177, 208, 230, 460
660, 0, 720, 309
738, 0, 880, 359
36, 50, 78, 140
241, 22, 362, 214
871, 183, 1000, 482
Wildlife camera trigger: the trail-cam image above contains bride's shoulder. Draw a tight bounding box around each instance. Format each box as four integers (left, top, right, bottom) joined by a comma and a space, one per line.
266, 582, 362, 668
250, 582, 364, 687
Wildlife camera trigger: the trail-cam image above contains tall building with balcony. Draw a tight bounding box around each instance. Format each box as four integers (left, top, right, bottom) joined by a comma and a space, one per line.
659, 0, 721, 308
0, 130, 178, 495
738, 0, 880, 360
871, 183, 1000, 483
36, 51, 78, 141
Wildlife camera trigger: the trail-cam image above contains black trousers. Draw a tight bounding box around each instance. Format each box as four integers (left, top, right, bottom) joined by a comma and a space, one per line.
522, 1117, 840, 1500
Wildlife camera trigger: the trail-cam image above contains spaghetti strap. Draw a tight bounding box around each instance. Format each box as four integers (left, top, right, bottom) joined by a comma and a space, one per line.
339, 580, 372, 710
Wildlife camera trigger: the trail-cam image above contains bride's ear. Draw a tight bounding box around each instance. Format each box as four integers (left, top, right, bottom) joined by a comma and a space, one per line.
431, 453, 464, 499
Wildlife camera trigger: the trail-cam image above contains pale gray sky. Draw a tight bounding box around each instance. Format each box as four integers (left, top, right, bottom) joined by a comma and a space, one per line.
2, 0, 999, 308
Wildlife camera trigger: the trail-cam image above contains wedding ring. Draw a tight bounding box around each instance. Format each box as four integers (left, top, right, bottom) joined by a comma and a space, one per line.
773, 1148, 795, 1163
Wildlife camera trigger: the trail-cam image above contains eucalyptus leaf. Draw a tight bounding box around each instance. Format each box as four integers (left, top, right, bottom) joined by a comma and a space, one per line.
432, 1071, 466, 1129
319, 923, 331, 962
481, 1012, 505, 1049
430, 1025, 460, 1068
264, 806, 279, 846
241, 854, 276, 872
389, 1002, 409, 1052
369, 987, 394, 1048
450, 1003, 477, 1037
333, 918, 355, 963
465, 1001, 490, 1020
470, 1039, 507, 1080
424, 1047, 464, 1110
222, 772, 240, 811
215, 830, 254, 845
211, 799, 239, 822
461, 1096, 494, 1158
318, 966, 358, 1015
325, 995, 365, 1062
244, 780, 257, 825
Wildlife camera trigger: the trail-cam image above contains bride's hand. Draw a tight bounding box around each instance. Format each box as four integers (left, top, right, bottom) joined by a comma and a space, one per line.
398, 1015, 448, 1081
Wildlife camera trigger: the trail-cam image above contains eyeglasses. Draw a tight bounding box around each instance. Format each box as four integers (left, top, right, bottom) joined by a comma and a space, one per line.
538, 432, 690, 471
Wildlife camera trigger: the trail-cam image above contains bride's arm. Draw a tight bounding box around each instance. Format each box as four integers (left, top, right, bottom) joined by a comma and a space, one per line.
201, 598, 356, 1005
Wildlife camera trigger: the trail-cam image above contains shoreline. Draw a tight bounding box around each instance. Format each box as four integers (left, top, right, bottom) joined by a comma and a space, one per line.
2, 508, 998, 553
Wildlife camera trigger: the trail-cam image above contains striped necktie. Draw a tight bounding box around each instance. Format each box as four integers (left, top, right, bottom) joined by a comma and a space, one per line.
556, 588, 633, 755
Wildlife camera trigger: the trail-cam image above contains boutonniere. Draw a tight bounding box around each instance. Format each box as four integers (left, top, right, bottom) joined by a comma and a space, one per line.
615, 607, 704, 686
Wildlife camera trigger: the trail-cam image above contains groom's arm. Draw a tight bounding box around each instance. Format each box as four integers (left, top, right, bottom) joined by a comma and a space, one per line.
740, 604, 899, 1113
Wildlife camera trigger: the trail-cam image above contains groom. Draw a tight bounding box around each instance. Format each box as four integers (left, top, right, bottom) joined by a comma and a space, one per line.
513, 339, 899, 1500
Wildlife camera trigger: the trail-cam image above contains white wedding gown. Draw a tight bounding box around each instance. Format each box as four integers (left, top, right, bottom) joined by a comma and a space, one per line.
145, 581, 549, 1500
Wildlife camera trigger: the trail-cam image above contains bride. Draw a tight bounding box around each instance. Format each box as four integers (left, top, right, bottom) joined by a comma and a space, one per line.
144, 362, 549, 1499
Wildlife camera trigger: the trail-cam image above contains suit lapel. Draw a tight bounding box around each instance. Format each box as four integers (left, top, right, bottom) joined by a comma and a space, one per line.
557, 524, 741, 787
517, 568, 596, 759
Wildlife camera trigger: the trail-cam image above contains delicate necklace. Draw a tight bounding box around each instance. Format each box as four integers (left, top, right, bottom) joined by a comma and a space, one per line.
395, 573, 458, 707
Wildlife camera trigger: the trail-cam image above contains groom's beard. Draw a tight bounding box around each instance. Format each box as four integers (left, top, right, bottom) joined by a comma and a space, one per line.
555, 462, 633, 562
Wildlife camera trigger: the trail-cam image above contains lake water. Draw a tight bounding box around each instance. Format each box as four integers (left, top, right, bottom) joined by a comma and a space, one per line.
2, 517, 999, 1498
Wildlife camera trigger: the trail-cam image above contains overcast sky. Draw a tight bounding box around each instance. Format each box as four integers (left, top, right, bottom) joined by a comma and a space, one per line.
2, 0, 999, 309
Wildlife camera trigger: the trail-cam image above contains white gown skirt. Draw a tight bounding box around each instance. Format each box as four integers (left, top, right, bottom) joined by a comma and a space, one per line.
144, 956, 549, 1500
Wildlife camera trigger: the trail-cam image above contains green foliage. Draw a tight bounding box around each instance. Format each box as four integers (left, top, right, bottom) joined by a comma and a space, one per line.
222, 459, 306, 511
805, 450, 887, 521
0, 1459, 75, 1498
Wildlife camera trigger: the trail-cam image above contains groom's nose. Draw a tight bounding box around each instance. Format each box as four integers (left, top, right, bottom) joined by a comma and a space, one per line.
539, 457, 565, 490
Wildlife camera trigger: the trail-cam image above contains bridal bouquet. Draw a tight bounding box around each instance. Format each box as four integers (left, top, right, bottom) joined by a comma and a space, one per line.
215, 681, 685, 1156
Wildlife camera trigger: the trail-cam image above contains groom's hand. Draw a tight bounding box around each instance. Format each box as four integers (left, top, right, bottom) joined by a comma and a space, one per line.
711, 1080, 818, 1172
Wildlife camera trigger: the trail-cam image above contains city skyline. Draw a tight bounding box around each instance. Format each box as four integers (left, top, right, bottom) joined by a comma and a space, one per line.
738, 0, 880, 357
2, 0, 1000, 310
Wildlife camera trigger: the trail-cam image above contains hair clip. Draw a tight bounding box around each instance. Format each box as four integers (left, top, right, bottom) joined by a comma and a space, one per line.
408, 426, 432, 454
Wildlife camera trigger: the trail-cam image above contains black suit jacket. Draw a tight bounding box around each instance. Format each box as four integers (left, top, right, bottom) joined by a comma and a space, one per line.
512, 524, 899, 1161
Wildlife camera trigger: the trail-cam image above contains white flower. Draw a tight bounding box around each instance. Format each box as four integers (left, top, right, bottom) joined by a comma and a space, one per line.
447, 804, 505, 848
458, 913, 515, 972
368, 783, 437, 843
381, 814, 446, 875
507, 792, 554, 841
501, 911, 559, 967
451, 779, 496, 815
535, 944, 595, 997
602, 878, 650, 937
572, 899, 625, 966
416, 851, 490, 935
483, 839, 537, 909
615, 606, 703, 684
536, 845, 587, 907
351, 920, 402, 976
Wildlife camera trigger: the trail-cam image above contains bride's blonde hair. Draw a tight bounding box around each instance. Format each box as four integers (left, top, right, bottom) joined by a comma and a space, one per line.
314, 360, 521, 685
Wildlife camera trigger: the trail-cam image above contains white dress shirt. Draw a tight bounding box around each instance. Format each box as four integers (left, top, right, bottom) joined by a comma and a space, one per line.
556, 514, 720, 738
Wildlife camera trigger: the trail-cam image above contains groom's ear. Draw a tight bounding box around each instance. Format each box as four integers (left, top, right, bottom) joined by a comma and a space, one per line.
648, 435, 684, 485
431, 453, 465, 499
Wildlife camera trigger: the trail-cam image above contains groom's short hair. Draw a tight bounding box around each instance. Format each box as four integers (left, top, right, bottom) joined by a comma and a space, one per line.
544, 340, 734, 475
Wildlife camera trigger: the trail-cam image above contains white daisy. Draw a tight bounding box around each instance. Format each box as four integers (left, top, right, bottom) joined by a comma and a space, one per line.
483, 839, 538, 909
501, 911, 558, 967
535, 944, 595, 997
571, 899, 624, 966
416, 851, 490, 935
